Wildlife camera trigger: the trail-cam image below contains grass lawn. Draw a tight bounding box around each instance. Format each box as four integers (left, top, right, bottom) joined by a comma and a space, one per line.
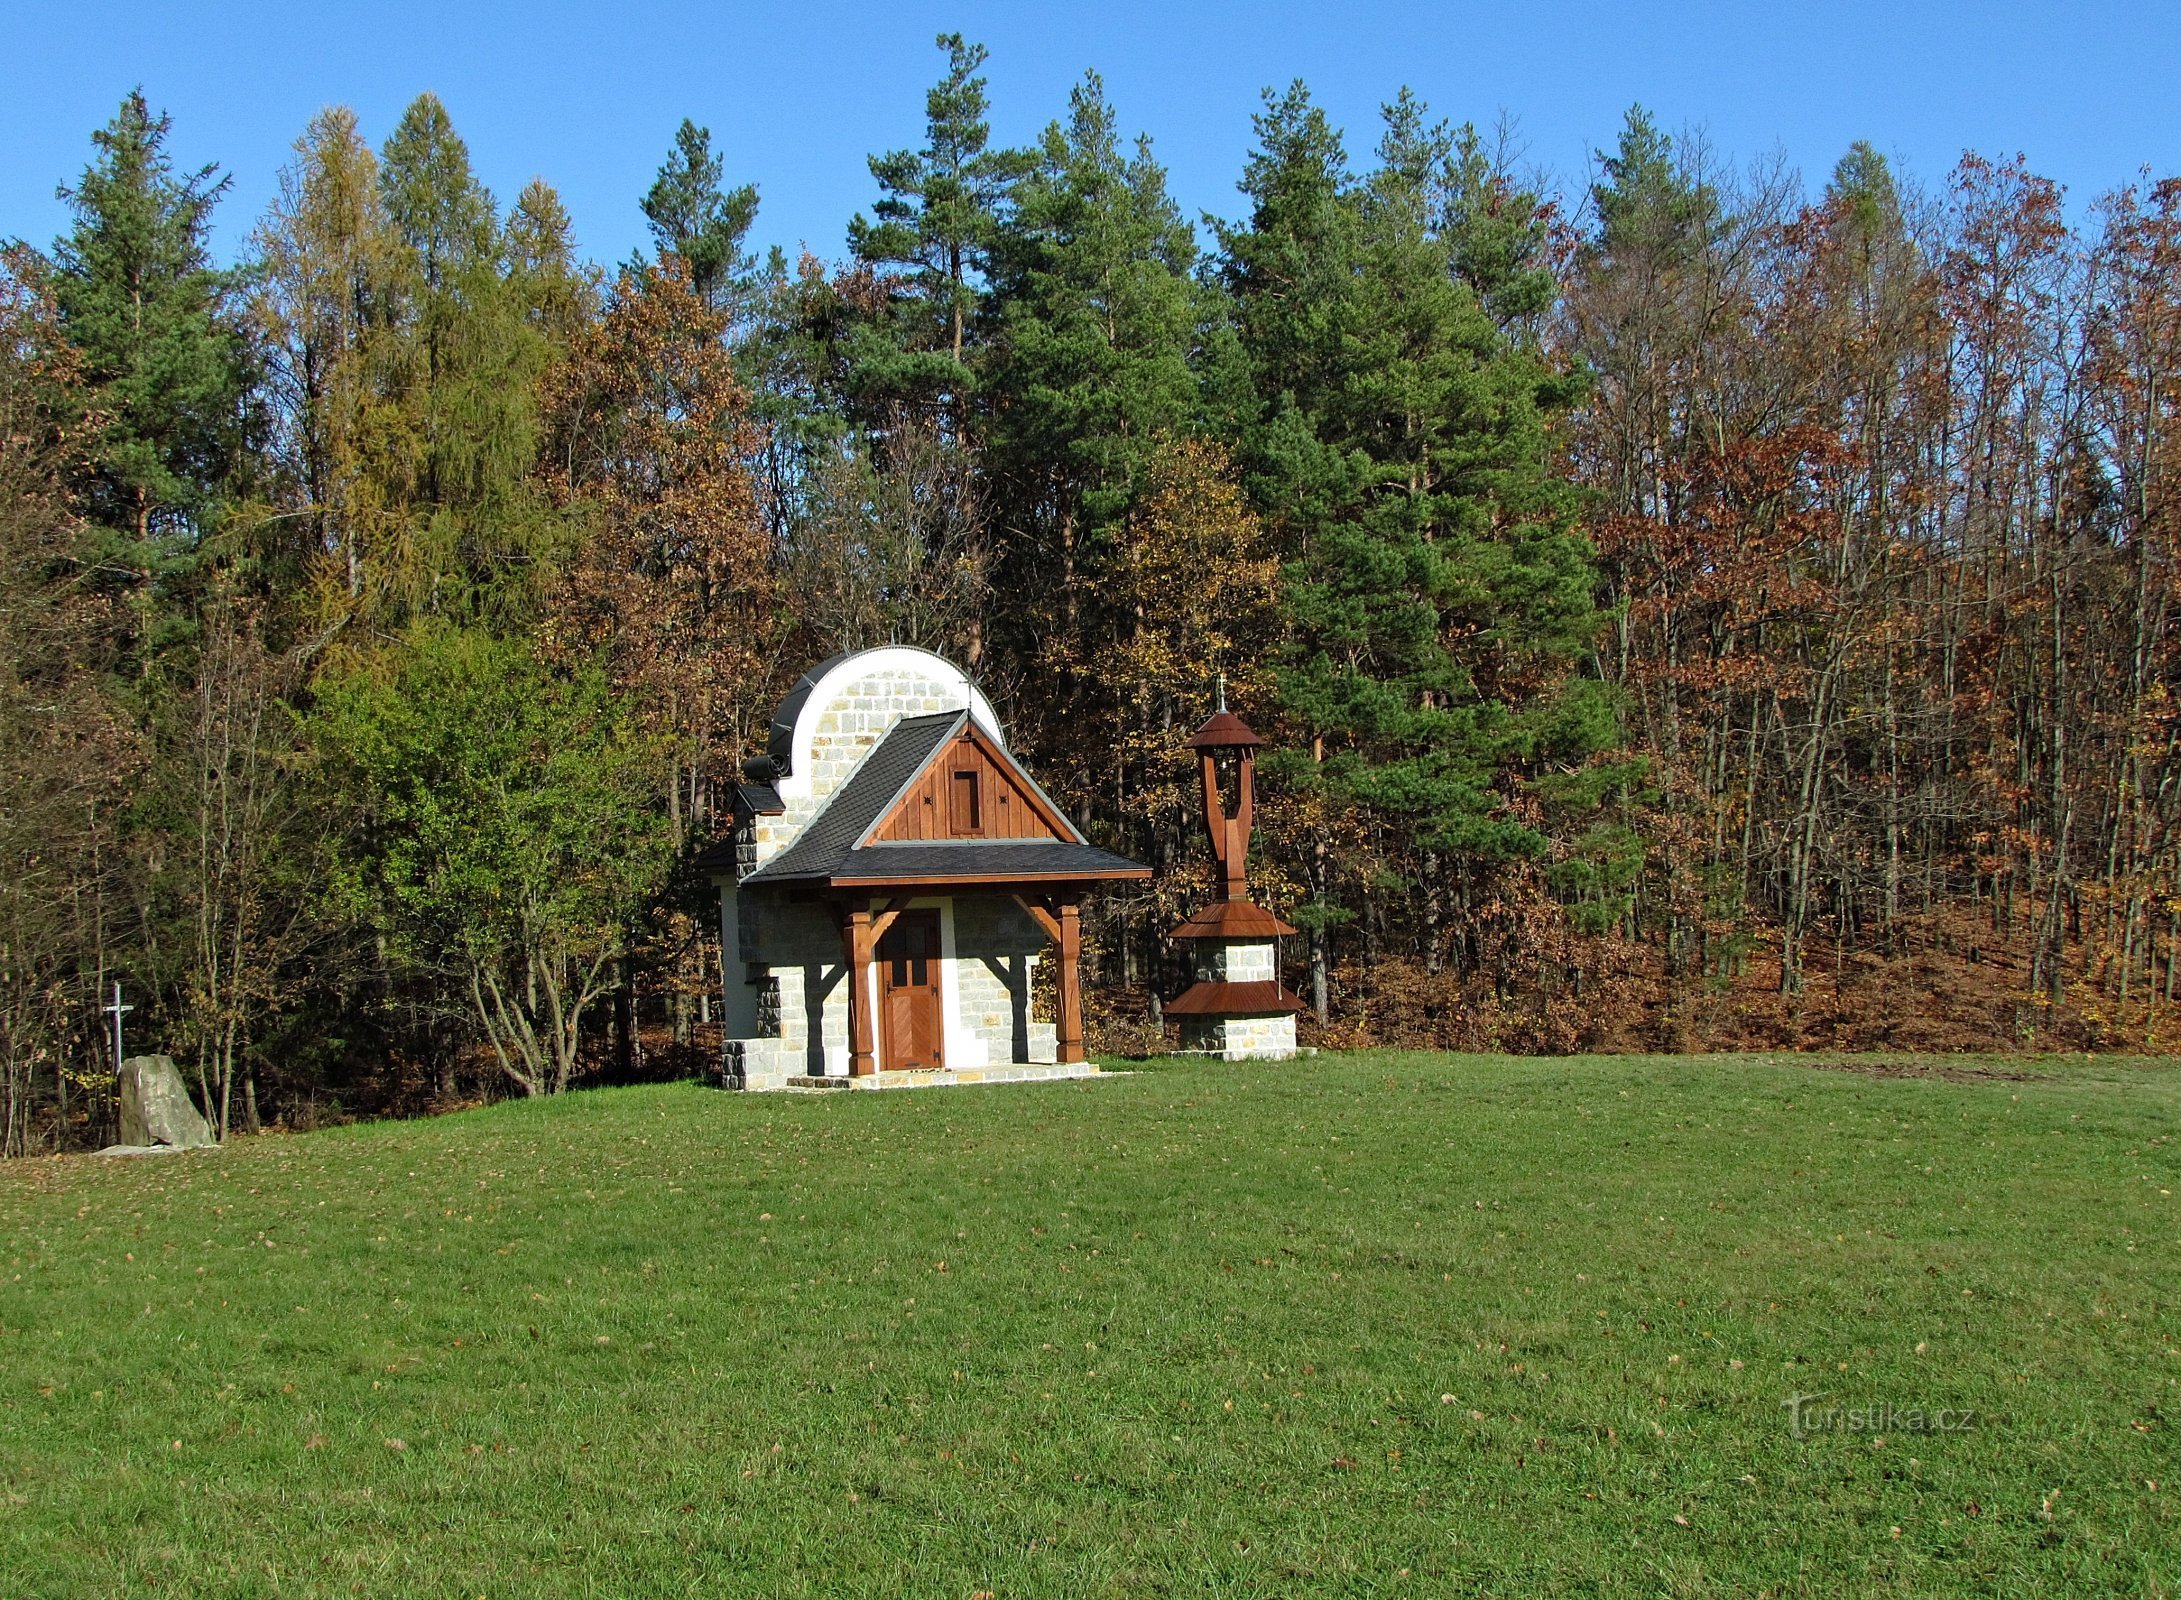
2, 1050, 2177, 1597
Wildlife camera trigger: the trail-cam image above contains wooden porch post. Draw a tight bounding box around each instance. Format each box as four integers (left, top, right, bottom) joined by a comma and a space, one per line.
842, 901, 878, 1077
1056, 898, 1084, 1064
1011, 891, 1088, 1066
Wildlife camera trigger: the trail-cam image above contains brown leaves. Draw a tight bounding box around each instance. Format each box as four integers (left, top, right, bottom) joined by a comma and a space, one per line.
539, 253, 780, 786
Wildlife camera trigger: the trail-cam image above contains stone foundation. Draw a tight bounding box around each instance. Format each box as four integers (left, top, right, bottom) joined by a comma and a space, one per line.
1177, 1011, 1298, 1061
782, 1061, 1101, 1091
721, 1037, 799, 1092
1174, 934, 1298, 1059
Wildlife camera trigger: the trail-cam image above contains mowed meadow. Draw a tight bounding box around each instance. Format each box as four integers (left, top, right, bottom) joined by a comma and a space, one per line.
3, 1052, 2176, 1597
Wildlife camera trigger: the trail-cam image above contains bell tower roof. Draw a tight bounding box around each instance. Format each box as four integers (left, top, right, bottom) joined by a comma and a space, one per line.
1186, 711, 1263, 751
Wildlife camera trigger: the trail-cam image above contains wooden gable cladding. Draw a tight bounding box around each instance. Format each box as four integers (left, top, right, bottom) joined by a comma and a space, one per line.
871, 727, 1073, 844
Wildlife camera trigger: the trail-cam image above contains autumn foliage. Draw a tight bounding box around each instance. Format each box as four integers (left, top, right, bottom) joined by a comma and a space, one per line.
7, 63, 2181, 1150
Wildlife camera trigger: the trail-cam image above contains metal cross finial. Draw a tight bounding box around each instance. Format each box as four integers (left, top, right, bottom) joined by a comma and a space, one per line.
102, 982, 133, 1075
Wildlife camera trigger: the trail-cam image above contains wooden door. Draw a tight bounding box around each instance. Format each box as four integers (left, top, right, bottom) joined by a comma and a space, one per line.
878, 911, 944, 1071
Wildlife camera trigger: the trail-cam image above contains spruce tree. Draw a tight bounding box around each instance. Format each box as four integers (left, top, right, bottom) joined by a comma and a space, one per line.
52, 90, 249, 561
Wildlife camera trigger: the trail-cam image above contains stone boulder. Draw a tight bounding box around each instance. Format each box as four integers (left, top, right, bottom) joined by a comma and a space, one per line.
117, 1055, 216, 1149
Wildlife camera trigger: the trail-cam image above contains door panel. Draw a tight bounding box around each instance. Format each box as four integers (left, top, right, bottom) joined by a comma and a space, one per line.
878, 911, 944, 1070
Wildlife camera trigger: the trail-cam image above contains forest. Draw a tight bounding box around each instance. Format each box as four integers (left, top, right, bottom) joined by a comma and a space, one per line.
3, 36, 2177, 1152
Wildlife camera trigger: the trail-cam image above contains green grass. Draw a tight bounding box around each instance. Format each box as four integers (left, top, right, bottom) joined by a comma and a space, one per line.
3, 1051, 2177, 1598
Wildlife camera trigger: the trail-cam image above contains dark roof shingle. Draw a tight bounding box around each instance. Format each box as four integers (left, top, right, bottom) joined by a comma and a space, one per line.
740, 708, 1149, 887
742, 712, 964, 883
824, 840, 1150, 884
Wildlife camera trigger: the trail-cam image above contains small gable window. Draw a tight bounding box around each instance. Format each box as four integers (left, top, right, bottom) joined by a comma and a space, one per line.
950, 769, 982, 835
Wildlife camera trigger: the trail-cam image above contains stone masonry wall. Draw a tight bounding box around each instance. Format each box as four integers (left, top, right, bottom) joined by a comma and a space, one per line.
1190, 938, 1278, 983
727, 894, 1059, 1084
952, 895, 1056, 1065
1179, 1012, 1298, 1061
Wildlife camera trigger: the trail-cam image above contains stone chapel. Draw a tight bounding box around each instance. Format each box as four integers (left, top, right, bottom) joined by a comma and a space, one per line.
701, 647, 1148, 1090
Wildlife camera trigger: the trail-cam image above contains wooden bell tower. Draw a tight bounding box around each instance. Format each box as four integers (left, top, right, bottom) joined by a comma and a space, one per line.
1165, 686, 1303, 1059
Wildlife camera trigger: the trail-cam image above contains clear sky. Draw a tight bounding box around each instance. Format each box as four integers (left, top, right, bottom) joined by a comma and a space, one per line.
5, 1, 2176, 270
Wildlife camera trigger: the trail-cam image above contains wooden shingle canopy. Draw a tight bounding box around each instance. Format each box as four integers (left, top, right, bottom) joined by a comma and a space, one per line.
738, 711, 1149, 891
1185, 711, 1263, 750
1164, 980, 1298, 1016
1168, 898, 1296, 939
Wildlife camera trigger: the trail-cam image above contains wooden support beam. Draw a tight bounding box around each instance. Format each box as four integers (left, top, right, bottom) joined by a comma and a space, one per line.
1229, 751, 1255, 900
1200, 748, 1254, 900
1198, 750, 1223, 868
841, 900, 878, 1077
1011, 892, 1063, 945
868, 895, 914, 945
1056, 898, 1084, 1064
1010, 892, 1085, 1063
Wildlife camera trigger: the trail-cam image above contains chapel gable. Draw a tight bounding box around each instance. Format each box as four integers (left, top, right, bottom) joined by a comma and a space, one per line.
870, 725, 1072, 844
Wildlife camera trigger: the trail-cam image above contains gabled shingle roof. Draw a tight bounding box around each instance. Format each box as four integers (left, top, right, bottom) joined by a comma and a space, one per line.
744, 711, 965, 884
739, 709, 1148, 887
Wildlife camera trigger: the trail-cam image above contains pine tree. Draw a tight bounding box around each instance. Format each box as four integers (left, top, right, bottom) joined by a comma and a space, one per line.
982, 72, 1202, 660
1439, 118, 1558, 337
52, 91, 250, 567
1212, 84, 1358, 540
638, 120, 758, 318
1220, 86, 1609, 978
1589, 105, 1723, 269
976, 75, 1218, 982
845, 32, 1025, 427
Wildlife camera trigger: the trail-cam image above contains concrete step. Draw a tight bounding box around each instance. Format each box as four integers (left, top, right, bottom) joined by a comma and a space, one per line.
780, 1063, 1102, 1091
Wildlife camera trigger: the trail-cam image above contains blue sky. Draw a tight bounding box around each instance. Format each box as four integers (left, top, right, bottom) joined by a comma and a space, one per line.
5, 1, 2176, 269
